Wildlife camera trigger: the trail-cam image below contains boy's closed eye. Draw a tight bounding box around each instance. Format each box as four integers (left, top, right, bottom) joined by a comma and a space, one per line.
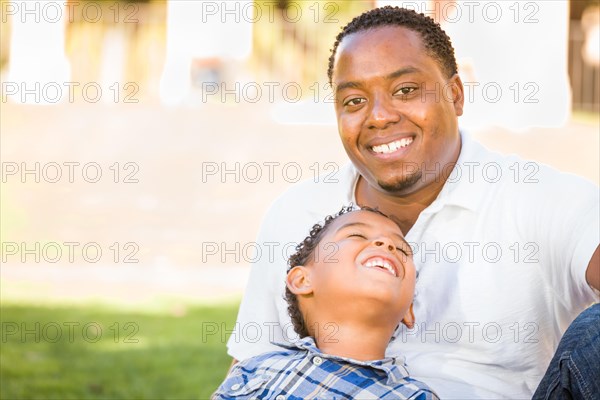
348, 232, 367, 239
347, 232, 410, 257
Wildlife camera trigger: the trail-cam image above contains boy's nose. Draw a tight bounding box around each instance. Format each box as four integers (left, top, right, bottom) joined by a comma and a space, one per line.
373, 238, 395, 252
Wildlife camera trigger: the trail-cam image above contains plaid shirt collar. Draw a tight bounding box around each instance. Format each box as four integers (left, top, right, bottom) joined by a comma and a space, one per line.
271, 337, 409, 386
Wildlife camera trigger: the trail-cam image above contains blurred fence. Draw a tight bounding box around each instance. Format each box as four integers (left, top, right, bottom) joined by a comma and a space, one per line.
569, 20, 600, 113
1, 0, 599, 112
48, 1, 373, 101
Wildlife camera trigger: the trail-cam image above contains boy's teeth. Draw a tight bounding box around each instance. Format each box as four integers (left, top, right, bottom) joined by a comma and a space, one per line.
372, 137, 413, 154
365, 258, 396, 276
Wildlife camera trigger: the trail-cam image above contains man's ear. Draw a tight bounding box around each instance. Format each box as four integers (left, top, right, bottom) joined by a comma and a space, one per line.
448, 73, 464, 117
401, 303, 415, 329
286, 266, 313, 295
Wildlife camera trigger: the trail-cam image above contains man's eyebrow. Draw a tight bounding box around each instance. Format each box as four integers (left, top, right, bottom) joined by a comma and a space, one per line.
335, 67, 420, 94
386, 66, 420, 80
334, 81, 361, 94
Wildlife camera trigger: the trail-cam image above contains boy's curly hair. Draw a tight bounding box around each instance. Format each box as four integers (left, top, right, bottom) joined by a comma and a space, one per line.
284, 204, 391, 338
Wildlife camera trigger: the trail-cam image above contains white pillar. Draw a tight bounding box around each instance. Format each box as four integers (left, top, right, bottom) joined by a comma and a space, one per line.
441, 0, 571, 130
376, 1, 571, 130
5, 0, 71, 104
159, 0, 253, 106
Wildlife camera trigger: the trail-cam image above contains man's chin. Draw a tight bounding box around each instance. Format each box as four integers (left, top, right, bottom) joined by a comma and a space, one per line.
377, 172, 422, 193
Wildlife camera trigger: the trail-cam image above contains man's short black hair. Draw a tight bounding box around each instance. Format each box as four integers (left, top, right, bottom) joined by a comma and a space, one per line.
284, 204, 391, 338
327, 6, 458, 84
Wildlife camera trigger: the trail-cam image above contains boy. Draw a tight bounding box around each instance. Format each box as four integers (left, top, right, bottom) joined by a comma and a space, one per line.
213, 205, 438, 399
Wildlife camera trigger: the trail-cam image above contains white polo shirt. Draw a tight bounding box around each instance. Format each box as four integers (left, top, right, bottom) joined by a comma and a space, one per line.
227, 132, 599, 399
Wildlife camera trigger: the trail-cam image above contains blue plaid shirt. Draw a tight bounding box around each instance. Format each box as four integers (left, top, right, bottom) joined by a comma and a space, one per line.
213, 337, 438, 399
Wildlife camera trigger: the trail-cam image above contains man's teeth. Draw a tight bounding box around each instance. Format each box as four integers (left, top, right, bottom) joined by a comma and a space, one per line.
365, 258, 396, 276
372, 137, 413, 154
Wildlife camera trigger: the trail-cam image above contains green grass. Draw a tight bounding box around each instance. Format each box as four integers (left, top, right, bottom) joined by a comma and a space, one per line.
0, 301, 239, 399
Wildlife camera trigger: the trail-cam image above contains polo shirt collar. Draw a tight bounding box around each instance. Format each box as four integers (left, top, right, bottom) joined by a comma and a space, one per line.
435, 130, 491, 212
348, 130, 490, 213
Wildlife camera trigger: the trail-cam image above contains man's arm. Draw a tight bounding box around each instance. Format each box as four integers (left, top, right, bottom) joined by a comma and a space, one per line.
586, 245, 600, 292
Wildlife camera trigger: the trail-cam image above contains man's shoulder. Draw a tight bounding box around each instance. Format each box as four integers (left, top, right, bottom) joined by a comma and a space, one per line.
278, 162, 356, 199
467, 135, 597, 199
460, 137, 598, 235
266, 162, 357, 219
498, 154, 598, 204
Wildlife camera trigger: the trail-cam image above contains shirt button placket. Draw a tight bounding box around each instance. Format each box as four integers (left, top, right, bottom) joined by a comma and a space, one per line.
275, 395, 286, 400
230, 383, 241, 390
312, 356, 323, 366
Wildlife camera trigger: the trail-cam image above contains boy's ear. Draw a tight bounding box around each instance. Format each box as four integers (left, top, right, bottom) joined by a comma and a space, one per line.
401, 303, 415, 329
286, 266, 313, 295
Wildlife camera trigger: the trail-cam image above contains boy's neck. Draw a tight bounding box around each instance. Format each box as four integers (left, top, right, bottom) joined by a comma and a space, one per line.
312, 321, 396, 361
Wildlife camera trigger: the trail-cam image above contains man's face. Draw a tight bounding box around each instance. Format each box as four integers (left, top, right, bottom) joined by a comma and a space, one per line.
332, 26, 464, 195
306, 210, 416, 322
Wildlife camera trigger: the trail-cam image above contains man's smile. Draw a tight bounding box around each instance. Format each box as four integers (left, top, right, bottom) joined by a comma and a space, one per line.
366, 135, 415, 161
371, 137, 413, 154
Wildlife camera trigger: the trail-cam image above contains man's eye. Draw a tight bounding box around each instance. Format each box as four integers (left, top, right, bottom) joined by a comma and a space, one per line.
344, 98, 365, 107
394, 87, 416, 96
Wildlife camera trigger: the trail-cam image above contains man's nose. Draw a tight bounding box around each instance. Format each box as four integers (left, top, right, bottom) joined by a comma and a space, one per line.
367, 94, 401, 130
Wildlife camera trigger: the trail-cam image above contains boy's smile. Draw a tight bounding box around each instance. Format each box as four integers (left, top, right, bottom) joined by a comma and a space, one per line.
360, 254, 400, 277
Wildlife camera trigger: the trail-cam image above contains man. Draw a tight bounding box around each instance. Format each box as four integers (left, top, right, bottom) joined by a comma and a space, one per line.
227, 7, 599, 399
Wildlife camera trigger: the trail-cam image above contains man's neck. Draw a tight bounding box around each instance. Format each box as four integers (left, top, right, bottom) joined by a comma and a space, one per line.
313, 321, 396, 361
356, 175, 446, 234
355, 139, 462, 234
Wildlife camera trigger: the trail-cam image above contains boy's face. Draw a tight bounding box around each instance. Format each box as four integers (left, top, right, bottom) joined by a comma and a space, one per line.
295, 210, 416, 325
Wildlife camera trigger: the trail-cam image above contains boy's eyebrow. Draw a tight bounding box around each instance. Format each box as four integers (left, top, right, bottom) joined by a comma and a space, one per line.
334, 66, 420, 94
336, 221, 411, 248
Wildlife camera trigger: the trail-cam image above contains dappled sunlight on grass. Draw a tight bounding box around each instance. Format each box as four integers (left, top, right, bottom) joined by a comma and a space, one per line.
1, 301, 239, 399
